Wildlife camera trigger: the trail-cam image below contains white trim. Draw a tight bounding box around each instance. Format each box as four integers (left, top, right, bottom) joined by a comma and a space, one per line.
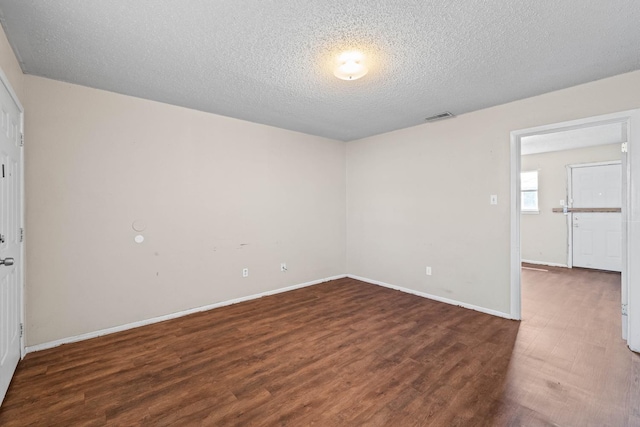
522, 266, 549, 272
0, 67, 25, 360
19, 106, 24, 359
511, 109, 640, 353
0, 67, 24, 112
566, 165, 574, 268
510, 129, 522, 320
521, 259, 568, 268
521, 210, 540, 215
568, 159, 622, 169
26, 274, 347, 354
626, 111, 640, 352
510, 112, 633, 140
347, 274, 514, 320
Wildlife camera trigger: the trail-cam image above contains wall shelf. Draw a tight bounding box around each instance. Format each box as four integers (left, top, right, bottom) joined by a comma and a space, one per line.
552, 207, 621, 213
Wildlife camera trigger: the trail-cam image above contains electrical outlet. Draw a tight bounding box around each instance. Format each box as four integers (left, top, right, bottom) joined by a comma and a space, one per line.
280, 263, 287, 272
426, 266, 432, 276
242, 268, 249, 278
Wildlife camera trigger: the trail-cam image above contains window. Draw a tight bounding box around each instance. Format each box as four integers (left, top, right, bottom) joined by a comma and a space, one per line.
521, 171, 539, 212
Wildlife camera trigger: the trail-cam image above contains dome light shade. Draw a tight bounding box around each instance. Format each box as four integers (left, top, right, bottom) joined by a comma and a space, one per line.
334, 51, 368, 80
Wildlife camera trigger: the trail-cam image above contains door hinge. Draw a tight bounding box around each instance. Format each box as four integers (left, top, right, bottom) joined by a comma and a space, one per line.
19, 323, 23, 338
622, 304, 628, 316
621, 142, 628, 153
19, 227, 24, 242
20, 133, 24, 147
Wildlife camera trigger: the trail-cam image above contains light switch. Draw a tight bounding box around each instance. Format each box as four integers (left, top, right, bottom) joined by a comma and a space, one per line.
490, 195, 498, 205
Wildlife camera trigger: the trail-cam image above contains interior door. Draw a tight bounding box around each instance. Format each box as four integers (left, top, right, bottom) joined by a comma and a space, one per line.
571, 163, 622, 272
0, 77, 22, 404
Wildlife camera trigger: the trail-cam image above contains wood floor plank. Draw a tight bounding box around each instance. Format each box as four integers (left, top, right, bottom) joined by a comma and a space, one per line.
0, 270, 638, 426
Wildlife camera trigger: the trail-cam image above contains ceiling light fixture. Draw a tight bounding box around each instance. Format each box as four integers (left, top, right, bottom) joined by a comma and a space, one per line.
334, 51, 368, 81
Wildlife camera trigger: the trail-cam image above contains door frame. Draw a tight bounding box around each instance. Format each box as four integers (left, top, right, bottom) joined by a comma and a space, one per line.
510, 109, 640, 352
566, 160, 622, 270
0, 67, 25, 358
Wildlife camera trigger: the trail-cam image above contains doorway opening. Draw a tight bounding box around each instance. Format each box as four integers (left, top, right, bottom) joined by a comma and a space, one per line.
510, 110, 640, 352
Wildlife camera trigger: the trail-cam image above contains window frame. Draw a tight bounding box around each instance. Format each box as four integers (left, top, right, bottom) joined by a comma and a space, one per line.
520, 170, 539, 214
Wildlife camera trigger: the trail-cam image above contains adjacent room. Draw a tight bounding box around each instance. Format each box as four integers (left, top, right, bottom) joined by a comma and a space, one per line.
0, 1, 639, 425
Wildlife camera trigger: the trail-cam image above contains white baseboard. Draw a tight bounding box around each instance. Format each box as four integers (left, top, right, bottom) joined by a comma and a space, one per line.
521, 259, 568, 268
25, 274, 347, 354
347, 274, 514, 320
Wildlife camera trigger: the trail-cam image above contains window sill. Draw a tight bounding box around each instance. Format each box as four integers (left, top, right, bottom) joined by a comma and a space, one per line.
521, 210, 540, 215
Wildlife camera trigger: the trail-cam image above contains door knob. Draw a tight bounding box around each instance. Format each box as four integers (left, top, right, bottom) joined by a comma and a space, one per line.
0, 257, 14, 266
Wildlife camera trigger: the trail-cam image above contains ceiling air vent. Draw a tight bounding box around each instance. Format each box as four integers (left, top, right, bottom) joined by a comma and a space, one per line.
425, 112, 455, 122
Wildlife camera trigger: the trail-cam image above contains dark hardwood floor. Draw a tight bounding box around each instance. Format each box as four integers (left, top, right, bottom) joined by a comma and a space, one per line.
0, 270, 638, 426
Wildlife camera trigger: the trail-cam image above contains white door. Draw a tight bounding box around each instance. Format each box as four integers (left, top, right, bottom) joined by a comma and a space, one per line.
571, 163, 622, 272
0, 76, 22, 404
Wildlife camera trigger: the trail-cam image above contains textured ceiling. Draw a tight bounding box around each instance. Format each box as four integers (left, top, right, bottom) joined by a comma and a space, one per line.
0, 1, 639, 141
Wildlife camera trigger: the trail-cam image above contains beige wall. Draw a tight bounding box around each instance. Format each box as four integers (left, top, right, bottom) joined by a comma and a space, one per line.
347, 71, 640, 315
521, 144, 621, 266
23, 76, 346, 346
